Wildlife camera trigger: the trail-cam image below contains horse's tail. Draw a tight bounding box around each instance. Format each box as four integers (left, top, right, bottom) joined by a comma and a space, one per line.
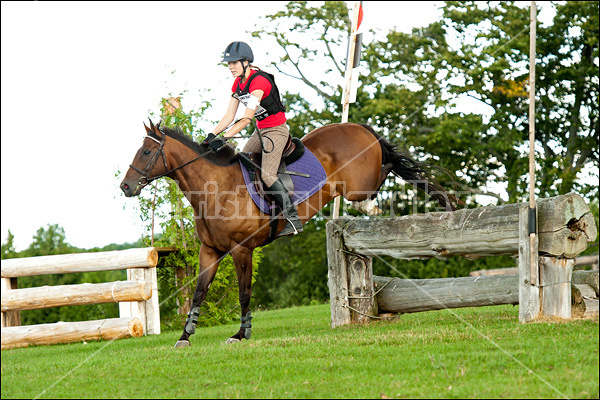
359, 124, 461, 211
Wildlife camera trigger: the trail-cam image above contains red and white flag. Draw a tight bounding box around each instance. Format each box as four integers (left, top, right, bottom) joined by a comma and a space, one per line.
347, 2, 363, 104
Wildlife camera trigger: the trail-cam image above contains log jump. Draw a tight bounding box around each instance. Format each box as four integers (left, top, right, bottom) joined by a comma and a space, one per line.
326, 193, 598, 327
1, 247, 161, 350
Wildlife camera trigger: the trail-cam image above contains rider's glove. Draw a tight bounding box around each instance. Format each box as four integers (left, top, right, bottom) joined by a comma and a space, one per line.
202, 133, 226, 152
202, 133, 216, 145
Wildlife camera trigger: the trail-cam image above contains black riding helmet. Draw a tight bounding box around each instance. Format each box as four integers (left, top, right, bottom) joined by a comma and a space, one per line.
222, 41, 254, 63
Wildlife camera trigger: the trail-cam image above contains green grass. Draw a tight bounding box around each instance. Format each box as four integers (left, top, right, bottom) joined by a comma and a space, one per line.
1, 304, 598, 399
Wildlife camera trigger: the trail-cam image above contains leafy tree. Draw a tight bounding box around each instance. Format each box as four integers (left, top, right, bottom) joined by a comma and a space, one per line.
24, 223, 75, 257
1, 230, 17, 259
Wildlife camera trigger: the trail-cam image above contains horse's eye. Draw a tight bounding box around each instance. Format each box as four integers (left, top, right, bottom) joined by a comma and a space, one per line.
143, 149, 151, 155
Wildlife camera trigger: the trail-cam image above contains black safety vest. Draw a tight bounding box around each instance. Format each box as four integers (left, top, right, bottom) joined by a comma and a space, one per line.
232, 70, 286, 121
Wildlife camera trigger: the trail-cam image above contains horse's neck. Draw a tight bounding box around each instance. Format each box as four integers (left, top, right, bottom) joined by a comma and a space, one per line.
164, 138, 235, 196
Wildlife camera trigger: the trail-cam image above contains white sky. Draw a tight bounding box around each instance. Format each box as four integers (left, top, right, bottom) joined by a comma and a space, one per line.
2, 1, 554, 252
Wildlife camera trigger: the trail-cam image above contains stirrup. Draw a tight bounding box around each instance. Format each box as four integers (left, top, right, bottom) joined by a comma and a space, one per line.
278, 217, 302, 237
184, 307, 201, 335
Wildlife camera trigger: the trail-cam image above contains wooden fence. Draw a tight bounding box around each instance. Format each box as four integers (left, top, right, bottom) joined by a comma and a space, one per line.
326, 193, 598, 327
1, 247, 161, 349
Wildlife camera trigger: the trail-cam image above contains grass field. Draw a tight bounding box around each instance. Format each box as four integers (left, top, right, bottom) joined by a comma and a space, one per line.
1, 304, 598, 399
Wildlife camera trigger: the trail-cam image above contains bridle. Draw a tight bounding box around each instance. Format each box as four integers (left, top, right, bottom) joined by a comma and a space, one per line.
129, 132, 213, 189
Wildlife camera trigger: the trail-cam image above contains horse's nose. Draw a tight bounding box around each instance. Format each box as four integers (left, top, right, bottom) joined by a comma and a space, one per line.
120, 182, 132, 197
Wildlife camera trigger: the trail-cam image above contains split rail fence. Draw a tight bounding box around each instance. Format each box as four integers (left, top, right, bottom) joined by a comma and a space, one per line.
1, 247, 161, 349
326, 193, 598, 327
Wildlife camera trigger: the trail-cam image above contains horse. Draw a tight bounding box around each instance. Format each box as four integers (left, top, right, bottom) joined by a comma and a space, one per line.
120, 120, 460, 347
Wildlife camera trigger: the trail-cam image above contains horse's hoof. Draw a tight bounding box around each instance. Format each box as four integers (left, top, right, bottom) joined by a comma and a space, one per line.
225, 337, 241, 344
173, 340, 190, 348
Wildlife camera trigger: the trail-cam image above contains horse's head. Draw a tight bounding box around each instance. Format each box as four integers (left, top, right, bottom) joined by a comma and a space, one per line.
120, 119, 169, 197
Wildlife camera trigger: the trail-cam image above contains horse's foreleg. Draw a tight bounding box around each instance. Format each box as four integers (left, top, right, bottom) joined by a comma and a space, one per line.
174, 244, 223, 348
226, 247, 253, 344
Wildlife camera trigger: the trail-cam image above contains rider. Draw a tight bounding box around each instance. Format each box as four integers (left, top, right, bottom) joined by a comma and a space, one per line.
202, 41, 303, 237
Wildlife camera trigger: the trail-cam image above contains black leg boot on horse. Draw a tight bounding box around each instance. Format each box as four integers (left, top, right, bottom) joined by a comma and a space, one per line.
265, 178, 303, 237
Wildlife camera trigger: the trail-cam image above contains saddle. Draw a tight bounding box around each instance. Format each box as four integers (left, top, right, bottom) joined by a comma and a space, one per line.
238, 136, 308, 244
238, 136, 307, 198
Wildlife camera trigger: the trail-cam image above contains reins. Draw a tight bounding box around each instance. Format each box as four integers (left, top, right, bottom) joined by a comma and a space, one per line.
131, 117, 261, 188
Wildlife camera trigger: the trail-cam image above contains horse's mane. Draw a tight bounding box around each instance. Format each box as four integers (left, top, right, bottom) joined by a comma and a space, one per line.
151, 125, 238, 166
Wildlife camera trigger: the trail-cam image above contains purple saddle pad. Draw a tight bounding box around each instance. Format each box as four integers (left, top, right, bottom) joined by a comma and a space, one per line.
239, 147, 327, 214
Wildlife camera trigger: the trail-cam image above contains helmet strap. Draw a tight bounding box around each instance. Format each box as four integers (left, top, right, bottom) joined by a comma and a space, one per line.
241, 60, 249, 83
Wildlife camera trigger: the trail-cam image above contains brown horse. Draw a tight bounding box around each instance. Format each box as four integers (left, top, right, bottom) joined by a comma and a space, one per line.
120, 120, 459, 347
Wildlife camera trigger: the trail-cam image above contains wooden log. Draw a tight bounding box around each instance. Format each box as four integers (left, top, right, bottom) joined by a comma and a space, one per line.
1, 317, 144, 350
119, 268, 161, 335
1, 247, 158, 278
571, 283, 599, 318
571, 270, 599, 296
346, 254, 377, 323
340, 193, 597, 260
372, 270, 595, 316
579, 299, 599, 317
469, 255, 598, 277
470, 267, 518, 277
326, 219, 351, 328
373, 274, 519, 313
1, 280, 152, 312
572, 283, 597, 304
575, 254, 599, 269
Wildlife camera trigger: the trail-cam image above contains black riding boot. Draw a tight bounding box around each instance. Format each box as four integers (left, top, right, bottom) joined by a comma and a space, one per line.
265, 178, 303, 237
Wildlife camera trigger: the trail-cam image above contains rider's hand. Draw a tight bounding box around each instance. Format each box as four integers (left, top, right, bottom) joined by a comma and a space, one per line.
202, 133, 216, 145
208, 136, 226, 152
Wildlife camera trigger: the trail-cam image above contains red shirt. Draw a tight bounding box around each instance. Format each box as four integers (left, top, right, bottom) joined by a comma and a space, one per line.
231, 69, 286, 129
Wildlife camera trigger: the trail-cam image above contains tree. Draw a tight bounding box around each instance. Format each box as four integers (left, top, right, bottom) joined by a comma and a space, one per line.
1, 230, 17, 259
24, 223, 74, 257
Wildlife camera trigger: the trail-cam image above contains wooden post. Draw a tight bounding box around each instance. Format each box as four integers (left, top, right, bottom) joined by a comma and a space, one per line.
1, 277, 21, 327
119, 266, 160, 335
326, 219, 351, 327
519, 205, 540, 322
347, 253, 377, 323
539, 256, 573, 319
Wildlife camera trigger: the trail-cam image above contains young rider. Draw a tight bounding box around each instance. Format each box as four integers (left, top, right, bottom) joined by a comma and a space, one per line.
202, 41, 303, 237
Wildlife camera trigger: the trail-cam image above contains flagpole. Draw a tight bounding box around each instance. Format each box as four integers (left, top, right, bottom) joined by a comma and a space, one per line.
528, 1, 538, 286
333, 1, 362, 219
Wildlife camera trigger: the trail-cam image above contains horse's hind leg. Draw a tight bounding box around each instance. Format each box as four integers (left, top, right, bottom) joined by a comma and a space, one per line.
174, 244, 223, 348
226, 246, 254, 344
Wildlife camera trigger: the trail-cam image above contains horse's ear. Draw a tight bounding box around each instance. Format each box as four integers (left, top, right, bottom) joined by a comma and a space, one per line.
149, 118, 155, 131
156, 120, 164, 136
143, 121, 151, 133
